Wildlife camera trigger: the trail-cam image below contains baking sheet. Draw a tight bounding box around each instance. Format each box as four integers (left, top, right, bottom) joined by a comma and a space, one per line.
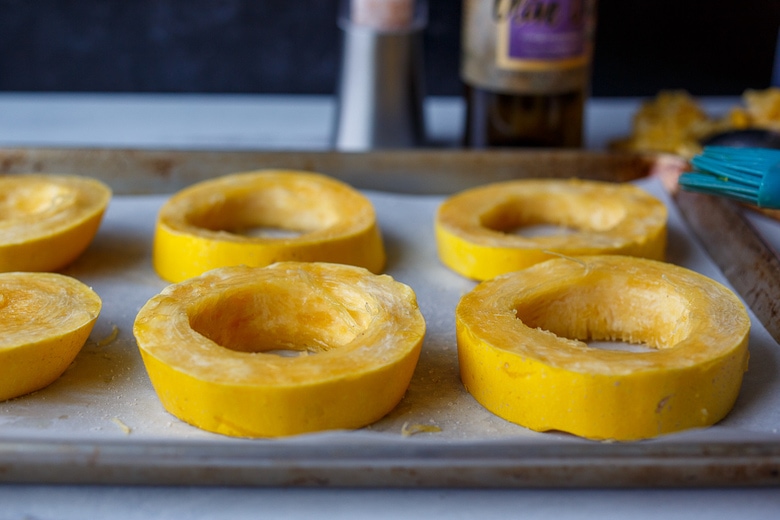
671, 189, 780, 347
1, 164, 780, 487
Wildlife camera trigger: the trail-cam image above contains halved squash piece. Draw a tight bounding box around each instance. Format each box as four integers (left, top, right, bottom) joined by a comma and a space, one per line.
133, 262, 425, 438
435, 179, 667, 280
0, 272, 102, 401
0, 174, 111, 272
153, 170, 385, 283
456, 255, 750, 441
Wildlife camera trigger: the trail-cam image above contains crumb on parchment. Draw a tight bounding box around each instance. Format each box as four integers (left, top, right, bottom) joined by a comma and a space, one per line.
96, 324, 120, 347
401, 422, 442, 437
111, 417, 131, 434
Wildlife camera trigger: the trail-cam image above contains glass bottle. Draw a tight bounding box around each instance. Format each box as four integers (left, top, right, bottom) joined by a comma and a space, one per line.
461, 0, 596, 148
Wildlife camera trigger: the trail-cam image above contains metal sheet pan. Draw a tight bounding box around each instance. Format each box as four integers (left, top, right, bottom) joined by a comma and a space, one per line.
0, 147, 778, 488
0, 147, 664, 194
674, 190, 780, 346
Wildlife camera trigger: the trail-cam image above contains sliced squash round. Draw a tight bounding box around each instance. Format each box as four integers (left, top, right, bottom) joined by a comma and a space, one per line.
435, 179, 667, 280
133, 262, 425, 438
152, 170, 385, 283
456, 255, 750, 441
0, 272, 102, 401
0, 174, 111, 272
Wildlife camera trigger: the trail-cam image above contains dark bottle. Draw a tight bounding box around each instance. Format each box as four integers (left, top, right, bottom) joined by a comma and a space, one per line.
461, 0, 596, 148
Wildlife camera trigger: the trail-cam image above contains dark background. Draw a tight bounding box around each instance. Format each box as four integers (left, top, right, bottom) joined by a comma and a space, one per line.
1, 0, 778, 97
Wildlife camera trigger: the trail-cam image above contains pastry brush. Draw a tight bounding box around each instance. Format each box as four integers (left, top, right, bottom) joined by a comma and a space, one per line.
678, 146, 780, 208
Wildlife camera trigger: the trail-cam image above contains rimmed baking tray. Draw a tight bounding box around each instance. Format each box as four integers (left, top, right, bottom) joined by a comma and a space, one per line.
0, 147, 778, 488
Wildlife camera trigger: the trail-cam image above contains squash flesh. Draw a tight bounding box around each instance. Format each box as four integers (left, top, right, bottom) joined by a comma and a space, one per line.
153, 171, 385, 283
0, 272, 102, 401
0, 175, 111, 272
133, 262, 425, 437
456, 255, 750, 441
435, 179, 667, 280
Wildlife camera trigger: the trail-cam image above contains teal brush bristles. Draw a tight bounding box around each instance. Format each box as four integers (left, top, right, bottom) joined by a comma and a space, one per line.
678, 146, 780, 208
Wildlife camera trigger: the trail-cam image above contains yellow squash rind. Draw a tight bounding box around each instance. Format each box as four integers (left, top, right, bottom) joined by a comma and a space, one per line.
152, 170, 385, 282
0, 174, 111, 272
456, 255, 750, 441
133, 262, 426, 438
435, 179, 667, 280
0, 272, 102, 401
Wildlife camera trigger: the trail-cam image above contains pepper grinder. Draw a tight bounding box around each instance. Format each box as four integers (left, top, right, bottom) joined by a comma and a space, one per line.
333, 0, 427, 150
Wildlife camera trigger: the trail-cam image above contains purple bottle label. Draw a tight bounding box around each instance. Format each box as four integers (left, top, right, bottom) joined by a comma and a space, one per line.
496, 0, 590, 70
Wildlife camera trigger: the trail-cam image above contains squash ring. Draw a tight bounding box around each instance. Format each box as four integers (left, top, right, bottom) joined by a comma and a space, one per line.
153, 170, 385, 283
456, 255, 750, 441
0, 174, 111, 272
0, 272, 102, 401
435, 179, 667, 280
133, 262, 425, 438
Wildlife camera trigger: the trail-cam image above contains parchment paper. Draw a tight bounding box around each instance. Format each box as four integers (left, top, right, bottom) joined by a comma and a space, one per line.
2, 177, 778, 448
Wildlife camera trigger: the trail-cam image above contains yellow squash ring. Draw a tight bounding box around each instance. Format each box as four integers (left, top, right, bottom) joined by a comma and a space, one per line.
435, 179, 667, 280
456, 255, 750, 441
133, 262, 426, 438
0, 272, 102, 401
0, 174, 111, 272
153, 170, 385, 283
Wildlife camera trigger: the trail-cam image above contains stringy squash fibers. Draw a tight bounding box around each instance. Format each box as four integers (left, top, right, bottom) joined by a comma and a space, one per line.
435, 179, 667, 280
0, 174, 111, 272
153, 170, 385, 283
0, 272, 102, 401
133, 262, 425, 438
456, 255, 750, 441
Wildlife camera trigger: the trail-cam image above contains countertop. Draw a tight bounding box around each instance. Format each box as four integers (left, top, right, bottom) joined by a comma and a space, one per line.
0, 93, 779, 520
0, 92, 739, 151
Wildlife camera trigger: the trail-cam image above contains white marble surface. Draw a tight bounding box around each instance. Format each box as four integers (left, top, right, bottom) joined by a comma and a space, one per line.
0, 93, 459, 150
1, 485, 779, 520
1, 92, 733, 152
0, 93, 778, 520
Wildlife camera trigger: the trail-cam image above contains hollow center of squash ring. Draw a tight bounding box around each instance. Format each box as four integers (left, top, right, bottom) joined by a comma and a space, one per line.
188, 284, 373, 356
513, 278, 690, 350
0, 183, 76, 221
479, 196, 627, 235
184, 189, 342, 238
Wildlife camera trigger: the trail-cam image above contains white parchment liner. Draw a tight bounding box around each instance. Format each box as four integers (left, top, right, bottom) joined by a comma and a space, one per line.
1, 178, 778, 447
